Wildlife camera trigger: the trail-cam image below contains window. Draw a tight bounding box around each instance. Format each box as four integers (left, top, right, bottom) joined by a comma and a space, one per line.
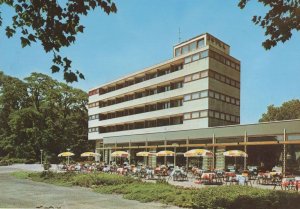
226, 96, 231, 103
215, 73, 221, 81
192, 92, 200, 100
220, 94, 225, 101
231, 62, 236, 68
192, 53, 200, 61
184, 113, 191, 120
220, 113, 225, 120
215, 112, 220, 119
190, 42, 197, 51
184, 75, 192, 82
182, 45, 189, 54
197, 39, 205, 48
200, 110, 208, 117
231, 98, 235, 104
200, 90, 208, 98
192, 73, 200, 80
231, 116, 235, 122
220, 75, 226, 82
192, 112, 200, 118
200, 50, 208, 58
209, 110, 214, 117
184, 56, 192, 64
209, 91, 214, 98
175, 48, 181, 57
226, 78, 231, 84
214, 92, 220, 100
231, 80, 236, 86
226, 115, 231, 121
184, 94, 192, 101
200, 70, 208, 78
236, 100, 240, 105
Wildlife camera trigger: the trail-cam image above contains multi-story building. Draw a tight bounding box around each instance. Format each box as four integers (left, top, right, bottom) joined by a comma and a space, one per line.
88, 33, 240, 140
87, 33, 300, 172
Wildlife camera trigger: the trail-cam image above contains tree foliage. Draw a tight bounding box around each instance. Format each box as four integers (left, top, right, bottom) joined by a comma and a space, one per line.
0, 71, 93, 163
259, 99, 300, 122
238, 0, 300, 50
0, 0, 117, 82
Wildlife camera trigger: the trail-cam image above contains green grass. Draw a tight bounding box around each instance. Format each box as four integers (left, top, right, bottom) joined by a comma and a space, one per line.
11, 171, 300, 209
11, 171, 31, 179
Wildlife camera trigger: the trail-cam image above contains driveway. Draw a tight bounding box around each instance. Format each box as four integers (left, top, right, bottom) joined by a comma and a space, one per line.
0, 165, 180, 209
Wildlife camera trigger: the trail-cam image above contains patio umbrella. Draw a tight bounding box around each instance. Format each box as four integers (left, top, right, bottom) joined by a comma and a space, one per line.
58, 152, 75, 165
111, 151, 130, 158
58, 152, 75, 157
80, 152, 101, 157
223, 150, 248, 167
184, 149, 213, 157
184, 149, 213, 169
223, 150, 248, 157
156, 150, 175, 157
136, 151, 150, 157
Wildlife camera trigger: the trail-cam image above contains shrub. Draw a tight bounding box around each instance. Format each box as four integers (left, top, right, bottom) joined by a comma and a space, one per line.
73, 173, 138, 187
0, 157, 27, 166
192, 186, 300, 209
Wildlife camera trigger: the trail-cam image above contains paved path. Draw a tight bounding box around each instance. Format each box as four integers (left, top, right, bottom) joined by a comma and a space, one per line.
0, 165, 180, 209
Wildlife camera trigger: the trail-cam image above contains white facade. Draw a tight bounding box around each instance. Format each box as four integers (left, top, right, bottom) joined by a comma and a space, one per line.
88, 33, 241, 142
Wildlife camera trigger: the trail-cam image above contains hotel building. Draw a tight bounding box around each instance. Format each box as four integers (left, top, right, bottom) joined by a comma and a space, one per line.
88, 33, 300, 173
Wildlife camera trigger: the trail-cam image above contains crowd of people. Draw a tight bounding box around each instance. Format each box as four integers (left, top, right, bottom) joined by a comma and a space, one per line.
54, 161, 300, 191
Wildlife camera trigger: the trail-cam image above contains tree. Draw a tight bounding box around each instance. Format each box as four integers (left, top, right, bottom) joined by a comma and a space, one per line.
259, 99, 300, 122
0, 0, 117, 82
0, 71, 93, 162
238, 0, 300, 50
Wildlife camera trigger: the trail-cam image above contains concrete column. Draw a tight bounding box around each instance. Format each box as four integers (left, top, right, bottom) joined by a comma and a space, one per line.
128, 141, 131, 164
283, 129, 287, 177
109, 149, 112, 165
164, 139, 167, 165
244, 131, 247, 170
212, 134, 215, 170
186, 138, 189, 169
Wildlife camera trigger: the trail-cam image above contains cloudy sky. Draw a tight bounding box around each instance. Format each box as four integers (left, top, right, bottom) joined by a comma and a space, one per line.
1, 0, 299, 124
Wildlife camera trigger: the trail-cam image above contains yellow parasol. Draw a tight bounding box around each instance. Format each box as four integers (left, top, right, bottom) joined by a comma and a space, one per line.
136, 151, 151, 157
223, 150, 248, 157
80, 152, 101, 157
58, 152, 75, 157
111, 151, 130, 158
156, 150, 175, 157
223, 150, 248, 167
184, 149, 213, 157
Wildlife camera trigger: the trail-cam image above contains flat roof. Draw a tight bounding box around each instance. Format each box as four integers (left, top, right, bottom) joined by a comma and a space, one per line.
103, 119, 300, 144
173, 32, 230, 48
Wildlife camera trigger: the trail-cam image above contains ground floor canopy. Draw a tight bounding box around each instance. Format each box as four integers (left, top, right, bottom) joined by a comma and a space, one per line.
94, 119, 300, 175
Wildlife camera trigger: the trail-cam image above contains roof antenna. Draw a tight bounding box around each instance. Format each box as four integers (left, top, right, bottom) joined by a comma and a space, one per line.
178, 27, 181, 43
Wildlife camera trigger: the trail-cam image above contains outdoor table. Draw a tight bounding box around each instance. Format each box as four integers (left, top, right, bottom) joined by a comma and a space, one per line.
281, 177, 296, 191
201, 172, 216, 184
224, 172, 236, 183
257, 172, 273, 185
117, 167, 126, 175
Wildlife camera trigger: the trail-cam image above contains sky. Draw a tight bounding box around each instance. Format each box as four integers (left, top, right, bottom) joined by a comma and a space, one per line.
0, 0, 299, 124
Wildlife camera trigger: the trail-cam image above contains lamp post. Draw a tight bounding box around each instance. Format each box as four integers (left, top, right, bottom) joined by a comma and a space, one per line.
40, 149, 43, 165
67, 148, 70, 165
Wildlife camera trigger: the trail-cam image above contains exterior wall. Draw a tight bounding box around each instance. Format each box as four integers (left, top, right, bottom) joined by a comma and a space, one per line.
88, 33, 240, 142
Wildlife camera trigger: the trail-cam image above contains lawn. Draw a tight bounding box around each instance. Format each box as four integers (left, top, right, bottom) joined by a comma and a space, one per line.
12, 171, 300, 209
